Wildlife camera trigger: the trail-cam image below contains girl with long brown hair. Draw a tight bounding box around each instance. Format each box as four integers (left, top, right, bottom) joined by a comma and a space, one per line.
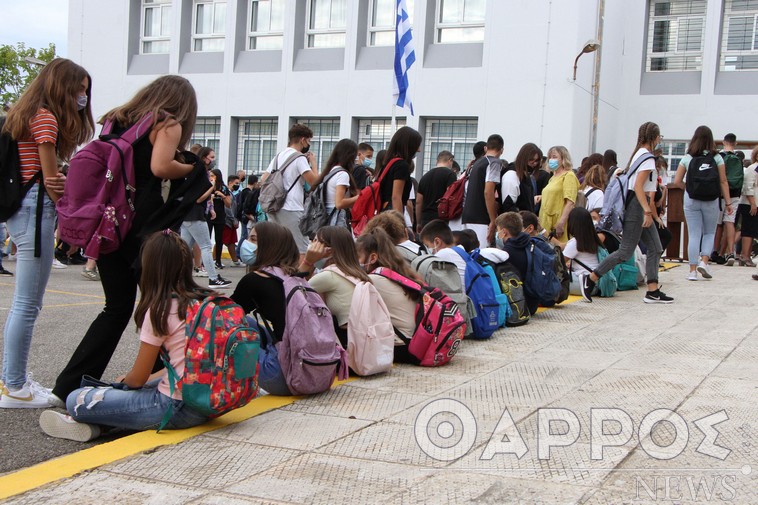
319, 139, 360, 228
1, 58, 94, 408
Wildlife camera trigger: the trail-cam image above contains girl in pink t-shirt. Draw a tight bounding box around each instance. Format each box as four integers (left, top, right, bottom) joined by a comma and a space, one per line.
39, 231, 213, 441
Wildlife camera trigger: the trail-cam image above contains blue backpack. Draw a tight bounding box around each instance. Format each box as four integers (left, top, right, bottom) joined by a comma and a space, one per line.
524, 238, 562, 306
453, 247, 500, 339
471, 249, 510, 328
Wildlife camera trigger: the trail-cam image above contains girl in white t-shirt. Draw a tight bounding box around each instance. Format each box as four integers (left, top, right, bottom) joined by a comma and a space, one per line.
562, 208, 604, 295
321, 139, 360, 229
579, 164, 607, 221
40, 231, 212, 441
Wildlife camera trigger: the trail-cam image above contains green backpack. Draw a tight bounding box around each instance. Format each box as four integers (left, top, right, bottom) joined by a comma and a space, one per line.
572, 248, 617, 297
723, 152, 744, 195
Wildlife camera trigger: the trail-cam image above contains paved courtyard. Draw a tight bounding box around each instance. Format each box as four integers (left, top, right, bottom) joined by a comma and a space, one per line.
1, 259, 756, 504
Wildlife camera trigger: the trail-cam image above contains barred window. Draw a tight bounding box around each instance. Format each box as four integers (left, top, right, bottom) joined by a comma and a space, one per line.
357, 118, 407, 151
646, 0, 706, 72
141, 0, 172, 54
660, 140, 688, 179
306, 0, 347, 48
292, 118, 341, 169
190, 117, 222, 155
248, 0, 284, 50
436, 0, 486, 44
721, 0, 758, 70
422, 118, 478, 176
237, 118, 278, 176
193, 0, 226, 52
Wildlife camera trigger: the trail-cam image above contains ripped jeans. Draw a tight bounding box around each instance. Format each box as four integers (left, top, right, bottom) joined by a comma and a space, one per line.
65, 379, 208, 431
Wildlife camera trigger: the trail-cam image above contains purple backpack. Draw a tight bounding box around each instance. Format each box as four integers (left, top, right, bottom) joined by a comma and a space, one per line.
56, 113, 155, 260
263, 266, 348, 395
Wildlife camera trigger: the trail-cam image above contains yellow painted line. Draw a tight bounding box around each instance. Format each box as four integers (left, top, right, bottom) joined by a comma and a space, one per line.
0, 283, 106, 300
0, 377, 354, 500
43, 302, 106, 309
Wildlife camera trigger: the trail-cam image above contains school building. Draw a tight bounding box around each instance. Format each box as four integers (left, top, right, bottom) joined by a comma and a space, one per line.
67, 0, 758, 178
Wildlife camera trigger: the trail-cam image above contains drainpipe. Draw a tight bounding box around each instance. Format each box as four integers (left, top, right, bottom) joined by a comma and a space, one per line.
590, 0, 605, 154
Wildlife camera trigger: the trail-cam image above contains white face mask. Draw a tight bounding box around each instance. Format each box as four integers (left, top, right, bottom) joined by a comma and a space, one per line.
77, 95, 88, 111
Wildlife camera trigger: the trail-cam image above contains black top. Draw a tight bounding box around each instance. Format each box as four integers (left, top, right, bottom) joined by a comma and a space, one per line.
501, 163, 535, 214
231, 272, 286, 344
210, 185, 230, 224
379, 159, 412, 211
353, 166, 370, 190
417, 166, 457, 227
242, 188, 260, 217
462, 156, 500, 225
502, 232, 539, 314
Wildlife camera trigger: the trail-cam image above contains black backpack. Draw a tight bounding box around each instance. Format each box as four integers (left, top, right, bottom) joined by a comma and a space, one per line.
0, 117, 41, 222
482, 258, 530, 327
686, 153, 720, 201
532, 236, 570, 305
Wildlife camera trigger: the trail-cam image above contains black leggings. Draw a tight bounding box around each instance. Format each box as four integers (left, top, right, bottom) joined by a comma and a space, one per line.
208, 221, 224, 264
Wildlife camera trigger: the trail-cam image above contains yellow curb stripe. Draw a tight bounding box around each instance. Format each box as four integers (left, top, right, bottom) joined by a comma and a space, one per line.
42, 302, 107, 309
0, 283, 106, 300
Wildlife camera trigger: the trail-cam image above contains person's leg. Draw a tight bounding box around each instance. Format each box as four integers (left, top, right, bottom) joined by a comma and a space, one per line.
1, 189, 56, 390
236, 219, 249, 258
213, 222, 224, 265
591, 200, 644, 281
722, 197, 739, 263
276, 210, 309, 257
640, 222, 663, 291
683, 195, 703, 274
186, 220, 218, 280
700, 200, 721, 265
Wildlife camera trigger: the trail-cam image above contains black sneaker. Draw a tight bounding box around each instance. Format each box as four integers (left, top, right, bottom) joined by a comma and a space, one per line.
0, 267, 12, 276
579, 273, 595, 303
215, 261, 225, 270
643, 289, 674, 304
714, 254, 726, 265
724, 254, 735, 266
69, 252, 88, 265
54, 249, 70, 265
209, 276, 232, 288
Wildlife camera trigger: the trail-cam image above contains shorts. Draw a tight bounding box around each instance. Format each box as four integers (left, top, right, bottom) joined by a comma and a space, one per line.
717, 196, 740, 225
222, 226, 237, 244
268, 209, 309, 253
738, 204, 758, 238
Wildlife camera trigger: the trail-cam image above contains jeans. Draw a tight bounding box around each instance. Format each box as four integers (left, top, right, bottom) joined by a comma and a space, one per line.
236, 218, 249, 257
683, 194, 720, 266
595, 198, 662, 285
245, 316, 291, 396
66, 379, 208, 431
181, 220, 218, 279
2, 185, 55, 388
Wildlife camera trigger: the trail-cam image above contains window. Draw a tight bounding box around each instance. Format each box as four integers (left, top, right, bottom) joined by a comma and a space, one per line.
368, 0, 414, 47
436, 0, 486, 44
422, 118, 478, 175
660, 140, 688, 179
646, 0, 706, 71
721, 0, 758, 70
248, 0, 284, 50
190, 117, 222, 155
292, 118, 341, 169
306, 0, 347, 48
141, 0, 172, 54
237, 119, 278, 176
357, 118, 407, 151
193, 0, 226, 52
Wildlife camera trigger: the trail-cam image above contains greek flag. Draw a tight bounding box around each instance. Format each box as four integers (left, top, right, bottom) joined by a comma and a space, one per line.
393, 0, 415, 115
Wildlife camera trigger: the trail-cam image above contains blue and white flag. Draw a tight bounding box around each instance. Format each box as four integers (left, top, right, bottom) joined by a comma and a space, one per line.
393, 0, 416, 115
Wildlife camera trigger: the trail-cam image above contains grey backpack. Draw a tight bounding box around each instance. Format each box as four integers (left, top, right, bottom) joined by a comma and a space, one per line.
259, 152, 306, 214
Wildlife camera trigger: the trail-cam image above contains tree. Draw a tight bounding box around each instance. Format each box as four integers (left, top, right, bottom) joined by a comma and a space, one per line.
0, 43, 56, 107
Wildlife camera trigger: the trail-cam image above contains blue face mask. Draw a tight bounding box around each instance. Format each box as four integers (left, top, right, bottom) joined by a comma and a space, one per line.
654, 143, 662, 151
496, 236, 505, 249
240, 240, 257, 265
547, 159, 560, 171
362, 158, 373, 168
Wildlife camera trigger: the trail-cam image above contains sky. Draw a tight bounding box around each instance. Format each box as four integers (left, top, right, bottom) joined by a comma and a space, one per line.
0, 0, 69, 57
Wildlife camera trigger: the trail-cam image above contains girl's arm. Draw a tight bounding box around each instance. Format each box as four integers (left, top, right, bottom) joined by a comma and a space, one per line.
335, 185, 358, 210
673, 163, 686, 187
122, 342, 161, 389
391, 179, 405, 212
634, 169, 653, 228
150, 122, 194, 179
197, 185, 214, 204
221, 190, 232, 208
39, 143, 62, 203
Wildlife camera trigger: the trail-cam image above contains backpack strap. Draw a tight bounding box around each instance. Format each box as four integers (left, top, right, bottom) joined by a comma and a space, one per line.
323, 265, 361, 286
571, 257, 594, 274
101, 112, 156, 144
585, 187, 597, 197
375, 157, 401, 186
452, 246, 471, 262
372, 267, 422, 293
272, 151, 307, 199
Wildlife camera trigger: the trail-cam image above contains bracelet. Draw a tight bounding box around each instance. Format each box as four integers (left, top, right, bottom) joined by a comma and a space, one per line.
644, 211, 652, 215
301, 259, 314, 268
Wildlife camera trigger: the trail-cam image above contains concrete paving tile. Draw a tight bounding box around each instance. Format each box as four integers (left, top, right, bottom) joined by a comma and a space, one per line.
576, 368, 704, 395
640, 339, 736, 360
345, 367, 472, 396
4, 471, 206, 505
225, 453, 429, 503
685, 375, 758, 404
547, 333, 652, 354
524, 348, 627, 369
611, 352, 722, 376
105, 436, 301, 490
187, 493, 289, 505
202, 410, 374, 451
711, 346, 758, 380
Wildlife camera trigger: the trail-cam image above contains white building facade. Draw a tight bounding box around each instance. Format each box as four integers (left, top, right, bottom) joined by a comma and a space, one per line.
67, 0, 758, 178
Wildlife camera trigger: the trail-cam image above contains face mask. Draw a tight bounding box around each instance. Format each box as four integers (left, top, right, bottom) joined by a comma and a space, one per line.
301, 144, 310, 154
208, 160, 217, 170
232, 184, 240, 191
654, 143, 662, 151
359, 263, 370, 271
77, 95, 88, 111
547, 159, 560, 171
496, 236, 505, 249
362, 158, 373, 168
239, 241, 257, 265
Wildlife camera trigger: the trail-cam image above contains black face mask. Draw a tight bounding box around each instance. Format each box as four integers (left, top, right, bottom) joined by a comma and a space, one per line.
232, 184, 240, 191
301, 144, 310, 154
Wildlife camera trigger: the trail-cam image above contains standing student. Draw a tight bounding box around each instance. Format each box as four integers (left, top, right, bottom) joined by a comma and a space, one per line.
39, 231, 211, 440
673, 126, 732, 281
539, 146, 579, 244
462, 134, 506, 247
416, 150, 457, 231
50, 75, 199, 404
736, 146, 757, 267
580, 121, 672, 304
380, 126, 422, 214
321, 139, 360, 228
712, 133, 742, 265
501, 143, 538, 213
1, 59, 94, 408
352, 142, 375, 190
208, 168, 231, 269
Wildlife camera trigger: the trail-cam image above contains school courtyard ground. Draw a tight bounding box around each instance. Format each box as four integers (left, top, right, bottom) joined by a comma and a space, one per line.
0, 259, 756, 504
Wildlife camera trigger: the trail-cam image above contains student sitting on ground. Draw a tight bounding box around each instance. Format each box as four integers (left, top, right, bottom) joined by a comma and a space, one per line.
495, 212, 539, 315
452, 229, 480, 253
519, 211, 543, 238
561, 208, 603, 296
419, 220, 467, 287
363, 210, 424, 256
39, 231, 211, 441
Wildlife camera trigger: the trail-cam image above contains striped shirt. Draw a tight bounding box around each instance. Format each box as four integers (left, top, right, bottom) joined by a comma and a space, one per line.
18, 109, 58, 184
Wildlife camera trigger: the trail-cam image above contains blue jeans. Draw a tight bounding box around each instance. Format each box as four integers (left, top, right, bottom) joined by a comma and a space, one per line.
66, 379, 209, 431
236, 218, 249, 257
181, 220, 218, 279
2, 185, 55, 388
244, 316, 291, 396
683, 194, 720, 266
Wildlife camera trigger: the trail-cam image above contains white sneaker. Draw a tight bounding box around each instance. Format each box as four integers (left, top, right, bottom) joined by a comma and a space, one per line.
696, 261, 712, 279
0, 379, 50, 408
193, 267, 208, 278
39, 410, 100, 441
687, 271, 698, 281
47, 393, 66, 409
51, 258, 68, 269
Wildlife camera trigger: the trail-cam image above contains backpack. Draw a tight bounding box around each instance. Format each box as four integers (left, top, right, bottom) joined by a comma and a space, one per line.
572, 249, 617, 297
723, 152, 744, 196
535, 237, 571, 305
437, 172, 468, 220
325, 267, 395, 376
159, 295, 260, 431
575, 188, 597, 210
258, 151, 306, 214
524, 238, 562, 306
452, 247, 500, 339
617, 251, 640, 291
470, 248, 510, 328
263, 267, 348, 394
56, 113, 155, 260
234, 188, 249, 221
491, 261, 530, 326
0, 117, 41, 222
351, 157, 400, 235
373, 267, 465, 367
599, 153, 655, 233
299, 168, 344, 239
686, 153, 720, 201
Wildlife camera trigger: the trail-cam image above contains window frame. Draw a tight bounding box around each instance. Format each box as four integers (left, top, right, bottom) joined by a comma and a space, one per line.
192, 0, 227, 53
237, 118, 279, 176
140, 0, 172, 55
434, 0, 486, 44
292, 118, 341, 170
247, 0, 284, 51
720, 0, 758, 71
305, 0, 347, 49
357, 118, 408, 151
190, 117, 222, 157
367, 0, 415, 47
422, 118, 478, 176
646, 0, 706, 72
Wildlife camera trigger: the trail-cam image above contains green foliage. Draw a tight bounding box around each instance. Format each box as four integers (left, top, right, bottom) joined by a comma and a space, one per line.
0, 42, 56, 107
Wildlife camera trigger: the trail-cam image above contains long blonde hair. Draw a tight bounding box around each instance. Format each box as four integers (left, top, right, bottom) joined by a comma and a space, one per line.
101, 75, 197, 148
2, 58, 94, 160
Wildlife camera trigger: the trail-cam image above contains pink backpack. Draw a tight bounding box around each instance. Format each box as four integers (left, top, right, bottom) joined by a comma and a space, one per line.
263, 266, 348, 394
324, 266, 394, 376
56, 113, 155, 259
372, 267, 465, 367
